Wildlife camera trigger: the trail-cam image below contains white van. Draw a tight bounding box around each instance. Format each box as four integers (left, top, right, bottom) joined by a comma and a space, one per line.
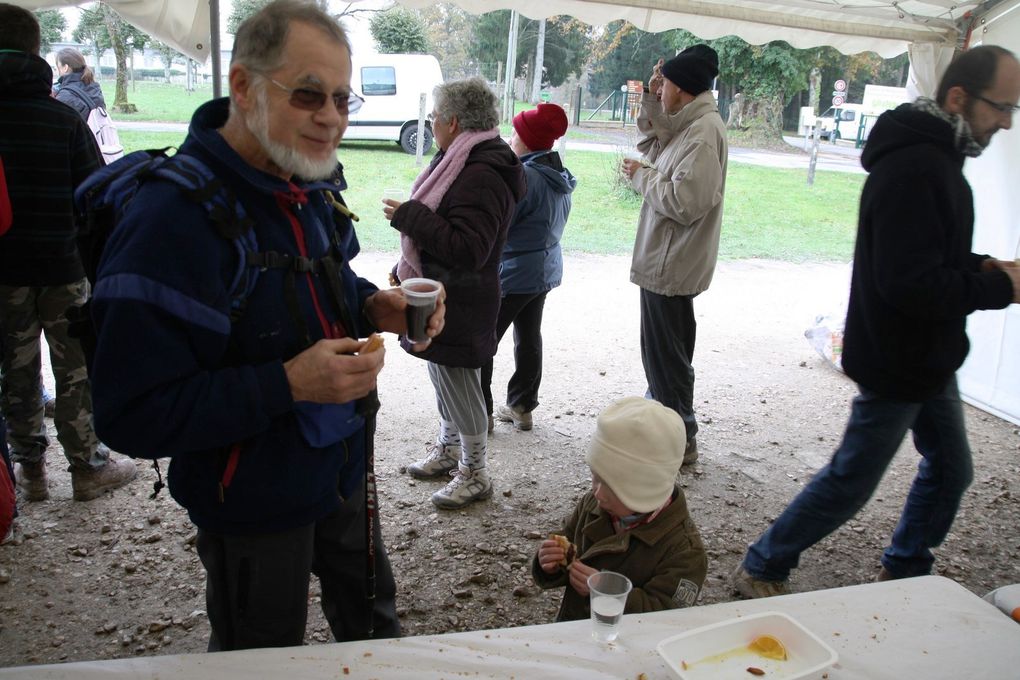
818, 103, 865, 142
345, 54, 444, 154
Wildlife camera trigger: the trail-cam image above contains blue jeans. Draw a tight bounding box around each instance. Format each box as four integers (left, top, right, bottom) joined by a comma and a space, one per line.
743, 377, 973, 580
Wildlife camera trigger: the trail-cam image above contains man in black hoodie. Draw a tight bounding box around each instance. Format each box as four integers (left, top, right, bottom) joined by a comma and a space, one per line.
732, 45, 1020, 598
0, 4, 137, 503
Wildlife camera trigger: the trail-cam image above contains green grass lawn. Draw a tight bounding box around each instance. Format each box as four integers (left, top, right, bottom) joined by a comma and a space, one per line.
118, 130, 863, 262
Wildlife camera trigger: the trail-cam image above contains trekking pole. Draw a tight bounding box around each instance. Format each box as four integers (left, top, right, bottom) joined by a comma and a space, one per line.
359, 389, 381, 638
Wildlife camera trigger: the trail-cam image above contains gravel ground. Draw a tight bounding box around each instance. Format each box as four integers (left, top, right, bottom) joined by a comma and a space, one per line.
2, 252, 1018, 670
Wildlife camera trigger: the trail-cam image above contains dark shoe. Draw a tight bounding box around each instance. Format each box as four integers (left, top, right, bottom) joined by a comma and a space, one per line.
495, 404, 532, 431
875, 566, 896, 582
730, 564, 790, 599
71, 455, 138, 501
14, 460, 50, 502
682, 438, 699, 466
44, 396, 56, 419
487, 414, 494, 435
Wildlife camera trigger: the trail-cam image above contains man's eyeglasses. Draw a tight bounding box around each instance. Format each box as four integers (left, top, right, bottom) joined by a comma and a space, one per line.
968, 92, 1019, 115
265, 77, 364, 115
427, 111, 441, 123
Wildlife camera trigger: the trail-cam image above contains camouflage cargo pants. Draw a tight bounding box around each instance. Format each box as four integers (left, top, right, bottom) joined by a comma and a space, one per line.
0, 281, 107, 470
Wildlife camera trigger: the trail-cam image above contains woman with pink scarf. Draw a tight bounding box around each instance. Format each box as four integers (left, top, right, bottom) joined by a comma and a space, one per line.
383, 78, 526, 509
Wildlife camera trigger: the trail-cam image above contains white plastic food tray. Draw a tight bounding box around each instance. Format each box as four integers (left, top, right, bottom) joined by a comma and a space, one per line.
656, 611, 838, 680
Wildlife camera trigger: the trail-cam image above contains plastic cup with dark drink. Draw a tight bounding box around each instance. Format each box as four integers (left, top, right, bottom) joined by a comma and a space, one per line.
400, 277, 441, 343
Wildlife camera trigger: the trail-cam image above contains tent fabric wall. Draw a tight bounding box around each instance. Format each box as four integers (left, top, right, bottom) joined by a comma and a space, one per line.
11, 0, 210, 62
957, 2, 1020, 426
390, 0, 974, 57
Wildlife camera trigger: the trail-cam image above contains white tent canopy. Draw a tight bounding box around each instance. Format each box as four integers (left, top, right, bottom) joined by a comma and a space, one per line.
393, 0, 985, 58
13, 0, 212, 62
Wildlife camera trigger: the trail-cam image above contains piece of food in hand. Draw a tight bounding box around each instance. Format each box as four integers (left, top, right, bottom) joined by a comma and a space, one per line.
360, 334, 384, 354
549, 533, 576, 567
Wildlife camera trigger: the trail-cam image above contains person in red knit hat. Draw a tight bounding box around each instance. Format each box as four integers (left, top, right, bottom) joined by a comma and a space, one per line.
483, 103, 577, 433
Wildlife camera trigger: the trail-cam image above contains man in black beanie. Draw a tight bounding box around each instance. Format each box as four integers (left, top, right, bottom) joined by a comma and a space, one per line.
621, 45, 727, 467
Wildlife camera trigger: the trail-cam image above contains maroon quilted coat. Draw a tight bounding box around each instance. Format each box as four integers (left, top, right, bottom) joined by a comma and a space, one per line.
392, 137, 526, 368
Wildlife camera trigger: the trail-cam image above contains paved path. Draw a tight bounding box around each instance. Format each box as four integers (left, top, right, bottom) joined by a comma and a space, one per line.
117, 122, 865, 174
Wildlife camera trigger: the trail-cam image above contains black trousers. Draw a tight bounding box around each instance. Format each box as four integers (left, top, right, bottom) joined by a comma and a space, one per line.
196, 481, 400, 651
482, 291, 548, 415
639, 288, 698, 440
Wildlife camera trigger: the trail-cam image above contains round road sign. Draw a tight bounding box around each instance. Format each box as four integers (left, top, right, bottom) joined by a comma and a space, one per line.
834, 79, 847, 92
832, 95, 845, 107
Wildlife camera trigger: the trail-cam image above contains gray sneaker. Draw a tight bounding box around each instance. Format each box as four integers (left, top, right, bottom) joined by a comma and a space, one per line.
730, 564, 790, 599
71, 455, 138, 501
431, 465, 493, 509
407, 443, 460, 479
495, 404, 532, 431
14, 460, 49, 502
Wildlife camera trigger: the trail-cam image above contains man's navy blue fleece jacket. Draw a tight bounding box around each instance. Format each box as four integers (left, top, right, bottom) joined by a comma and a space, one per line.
90, 98, 379, 535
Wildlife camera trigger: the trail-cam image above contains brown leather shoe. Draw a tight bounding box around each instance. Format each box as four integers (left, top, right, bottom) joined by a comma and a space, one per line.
71, 456, 138, 501
14, 460, 50, 502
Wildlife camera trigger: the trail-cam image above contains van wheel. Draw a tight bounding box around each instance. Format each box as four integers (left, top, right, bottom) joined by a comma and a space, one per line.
400, 125, 433, 154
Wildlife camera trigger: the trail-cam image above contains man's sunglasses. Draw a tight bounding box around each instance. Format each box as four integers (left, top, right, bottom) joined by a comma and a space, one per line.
968, 91, 1019, 115
265, 77, 364, 115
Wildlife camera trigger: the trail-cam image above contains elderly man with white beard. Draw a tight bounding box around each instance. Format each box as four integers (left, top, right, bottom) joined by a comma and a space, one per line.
89, 0, 445, 651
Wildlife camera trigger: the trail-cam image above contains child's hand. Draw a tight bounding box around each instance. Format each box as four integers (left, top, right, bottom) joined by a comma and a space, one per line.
537, 538, 566, 574
568, 560, 597, 596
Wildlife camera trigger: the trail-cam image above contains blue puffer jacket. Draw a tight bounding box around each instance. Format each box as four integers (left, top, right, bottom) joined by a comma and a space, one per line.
90, 98, 379, 535
499, 150, 576, 295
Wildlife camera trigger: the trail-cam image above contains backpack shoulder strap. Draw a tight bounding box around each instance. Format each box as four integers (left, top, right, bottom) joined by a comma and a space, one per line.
62, 83, 97, 111
151, 154, 258, 319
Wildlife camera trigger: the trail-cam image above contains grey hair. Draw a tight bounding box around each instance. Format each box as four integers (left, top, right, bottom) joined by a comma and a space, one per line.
434, 77, 500, 131
231, 0, 351, 73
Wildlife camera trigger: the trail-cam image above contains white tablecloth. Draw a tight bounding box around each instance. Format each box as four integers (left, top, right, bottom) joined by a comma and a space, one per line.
2, 576, 1017, 679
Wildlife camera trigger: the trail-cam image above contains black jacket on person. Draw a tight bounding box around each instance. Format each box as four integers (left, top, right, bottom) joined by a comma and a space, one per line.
0, 51, 102, 286
55, 71, 107, 122
842, 104, 1013, 400
393, 137, 526, 368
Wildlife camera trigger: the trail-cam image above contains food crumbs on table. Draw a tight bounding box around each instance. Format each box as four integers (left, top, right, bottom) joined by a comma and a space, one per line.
681, 660, 688, 670
342, 666, 349, 675
747, 667, 765, 676
637, 674, 648, 680
363, 652, 372, 657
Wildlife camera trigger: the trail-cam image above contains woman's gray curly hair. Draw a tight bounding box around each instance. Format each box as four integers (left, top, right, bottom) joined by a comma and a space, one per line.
433, 77, 500, 131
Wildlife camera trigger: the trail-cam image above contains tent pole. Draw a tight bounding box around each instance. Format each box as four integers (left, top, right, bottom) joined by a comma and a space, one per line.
211, 0, 222, 98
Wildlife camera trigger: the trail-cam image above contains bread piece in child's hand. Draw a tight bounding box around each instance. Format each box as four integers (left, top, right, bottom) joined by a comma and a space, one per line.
550, 533, 576, 567
360, 334, 384, 354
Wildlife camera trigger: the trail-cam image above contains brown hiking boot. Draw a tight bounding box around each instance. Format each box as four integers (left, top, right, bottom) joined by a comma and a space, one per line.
14, 460, 50, 502
71, 456, 138, 501
682, 438, 699, 466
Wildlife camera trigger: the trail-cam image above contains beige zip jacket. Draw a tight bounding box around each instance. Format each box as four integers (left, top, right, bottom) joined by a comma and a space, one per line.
629, 90, 727, 296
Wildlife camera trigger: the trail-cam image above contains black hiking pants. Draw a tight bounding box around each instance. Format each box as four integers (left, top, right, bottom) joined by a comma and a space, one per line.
196, 481, 400, 651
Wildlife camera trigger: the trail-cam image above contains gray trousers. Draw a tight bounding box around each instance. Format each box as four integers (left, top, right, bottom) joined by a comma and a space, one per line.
427, 362, 487, 437
639, 288, 698, 441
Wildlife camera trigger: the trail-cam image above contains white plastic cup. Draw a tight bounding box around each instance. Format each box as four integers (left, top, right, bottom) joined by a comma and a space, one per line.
400, 278, 440, 343
588, 571, 632, 642
383, 188, 406, 203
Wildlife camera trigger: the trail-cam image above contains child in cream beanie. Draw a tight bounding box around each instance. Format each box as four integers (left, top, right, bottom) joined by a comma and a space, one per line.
532, 397, 707, 622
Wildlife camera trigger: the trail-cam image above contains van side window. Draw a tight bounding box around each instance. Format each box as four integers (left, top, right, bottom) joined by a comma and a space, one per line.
841, 110, 856, 121
361, 67, 397, 96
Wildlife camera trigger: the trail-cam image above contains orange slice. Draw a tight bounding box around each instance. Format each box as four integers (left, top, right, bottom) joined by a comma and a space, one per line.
748, 635, 787, 660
